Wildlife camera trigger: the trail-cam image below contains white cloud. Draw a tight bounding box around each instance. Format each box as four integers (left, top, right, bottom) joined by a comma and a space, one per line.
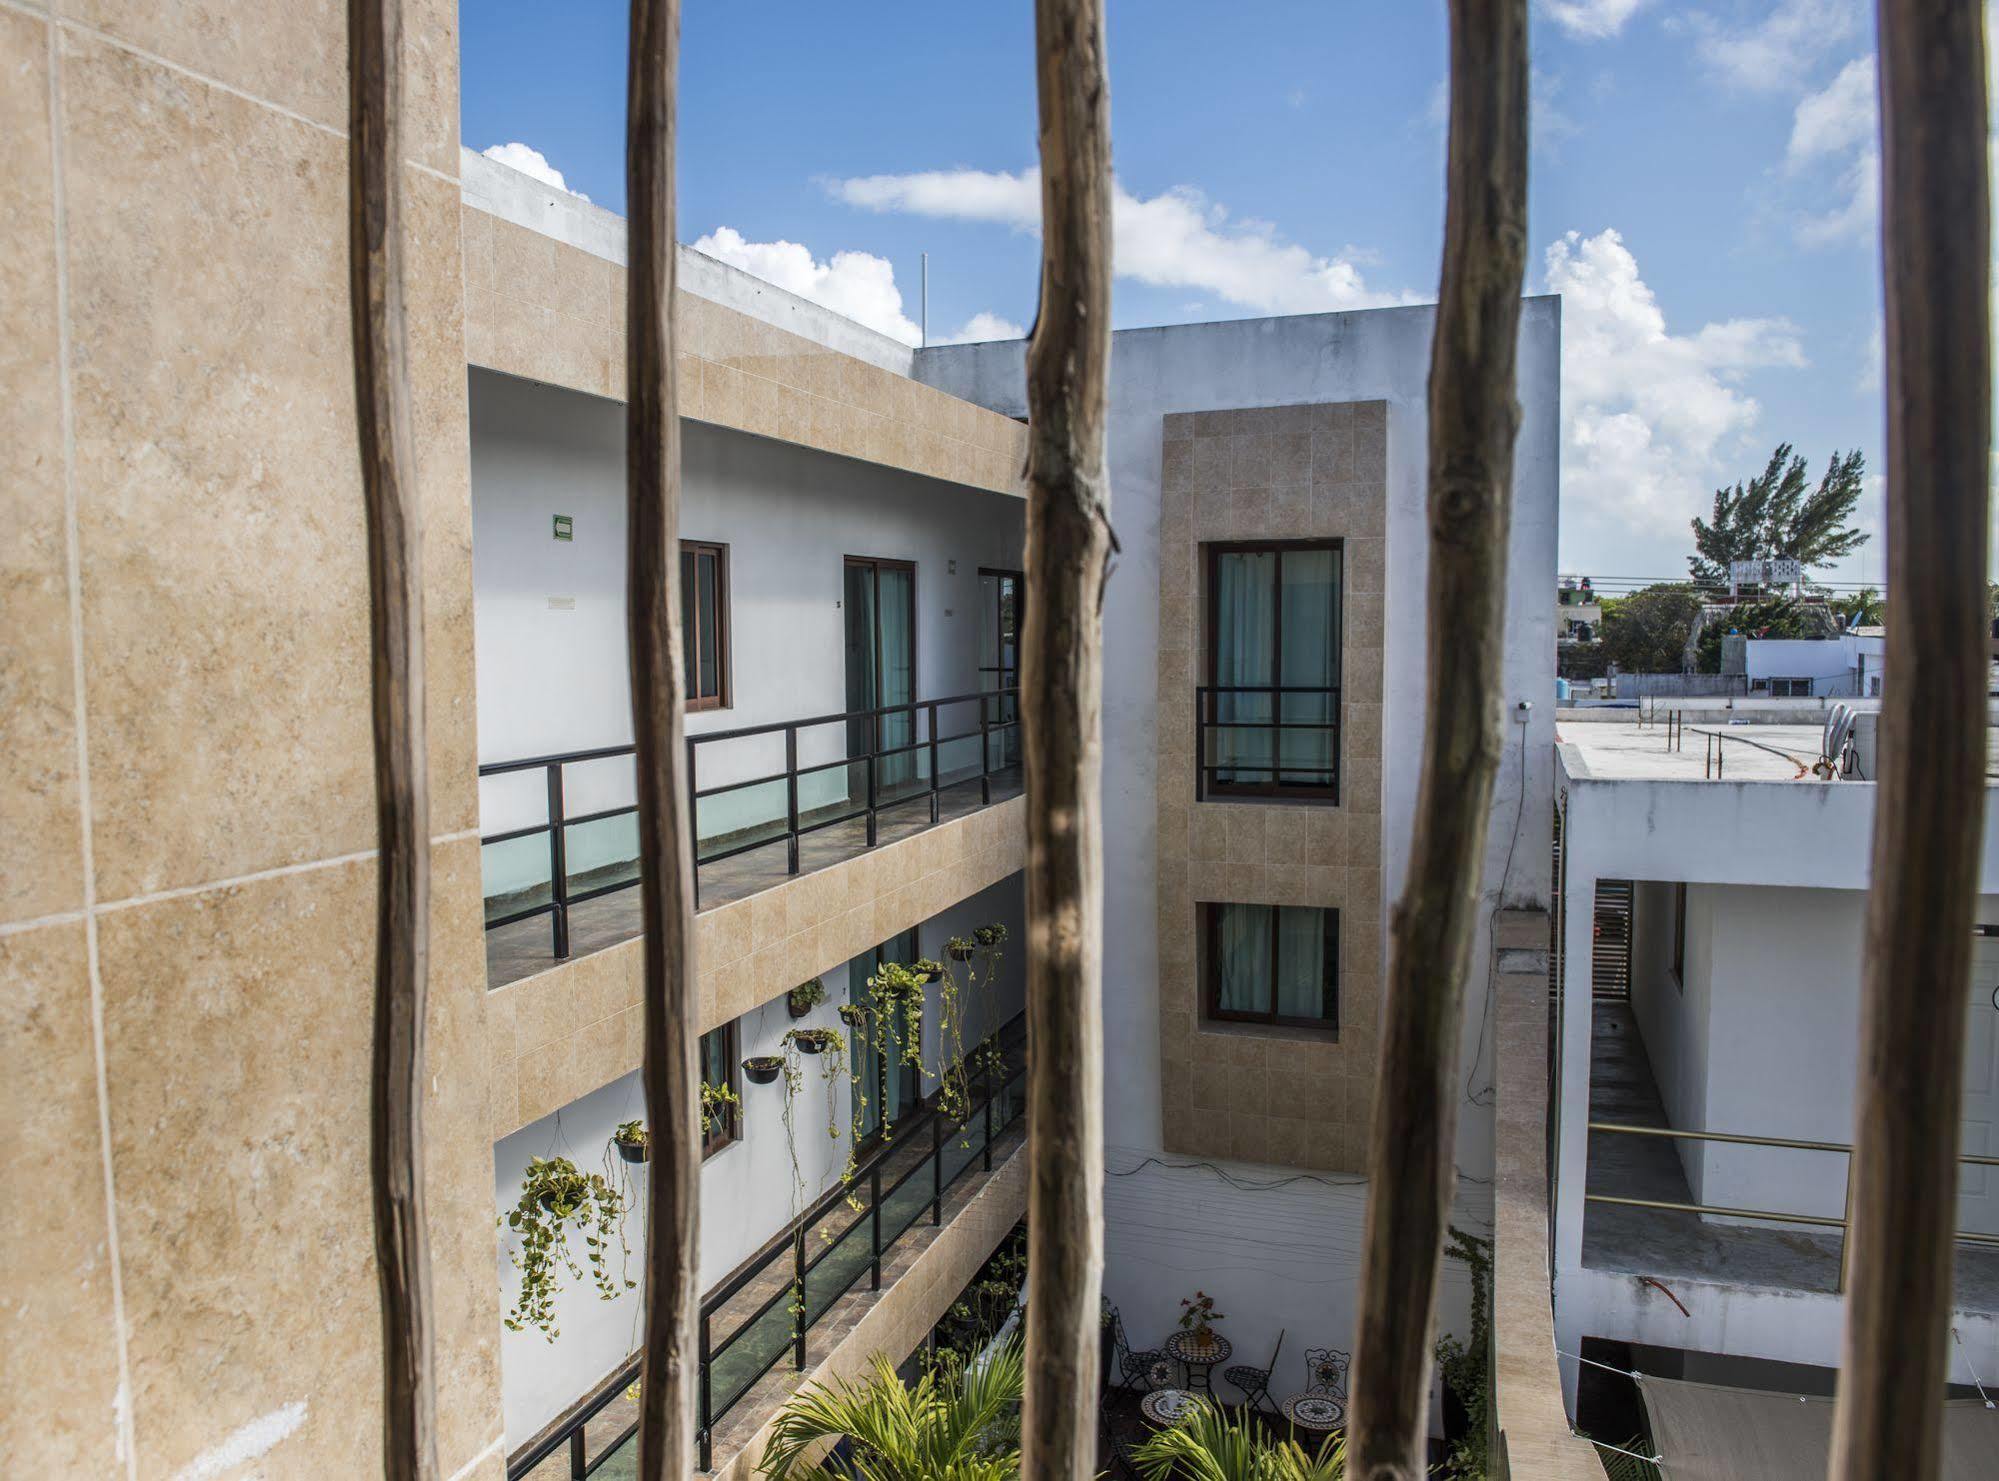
1545, 228, 1807, 540
1787, 55, 1875, 163
1540, 0, 1648, 41
1686, 0, 1862, 90
1785, 56, 1879, 246
480, 142, 588, 202
935, 311, 1026, 345
688, 227, 1022, 349
690, 227, 923, 344
829, 167, 1415, 316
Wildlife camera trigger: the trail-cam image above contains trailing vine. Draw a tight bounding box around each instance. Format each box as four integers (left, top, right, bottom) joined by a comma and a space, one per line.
1435, 1224, 1494, 1480
499, 1155, 634, 1340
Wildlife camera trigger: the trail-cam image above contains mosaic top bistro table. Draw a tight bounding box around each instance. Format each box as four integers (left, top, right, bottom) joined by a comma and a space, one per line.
1281, 1392, 1346, 1435
1139, 1388, 1196, 1428
1163, 1329, 1232, 1394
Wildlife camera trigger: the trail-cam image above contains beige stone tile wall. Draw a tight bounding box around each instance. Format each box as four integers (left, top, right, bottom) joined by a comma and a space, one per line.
461, 207, 1028, 499
1, 6, 502, 1476
488, 798, 1026, 1138
1154, 403, 1388, 1173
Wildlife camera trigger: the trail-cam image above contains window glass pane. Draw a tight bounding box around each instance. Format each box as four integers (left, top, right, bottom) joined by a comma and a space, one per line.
1216, 904, 1272, 1014
1213, 552, 1276, 781
1278, 549, 1339, 784
680, 549, 698, 697
1274, 907, 1333, 1022
697, 552, 720, 697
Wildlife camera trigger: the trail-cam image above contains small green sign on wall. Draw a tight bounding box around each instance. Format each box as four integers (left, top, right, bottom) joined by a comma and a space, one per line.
552, 514, 573, 542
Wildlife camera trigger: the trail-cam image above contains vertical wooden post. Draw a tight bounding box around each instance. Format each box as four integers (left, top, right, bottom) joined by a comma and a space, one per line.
627, 3, 701, 1478
1020, 1, 1114, 1477
1829, 8, 1990, 1478
1347, 1, 1526, 1476
347, 1, 437, 1476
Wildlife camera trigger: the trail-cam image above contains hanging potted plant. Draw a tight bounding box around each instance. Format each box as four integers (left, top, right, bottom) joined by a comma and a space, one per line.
499, 1155, 634, 1341
787, 977, 827, 1019
612, 1120, 649, 1164
974, 923, 1008, 950
787, 1026, 837, 1056
837, 1001, 869, 1029
743, 1054, 784, 1086
699, 1083, 741, 1141
946, 934, 977, 963
911, 957, 946, 985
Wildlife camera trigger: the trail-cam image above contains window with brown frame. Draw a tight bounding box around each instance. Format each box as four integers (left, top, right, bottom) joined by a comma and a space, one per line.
700, 1022, 739, 1157
1201, 901, 1340, 1032
680, 540, 731, 711
1200, 540, 1342, 802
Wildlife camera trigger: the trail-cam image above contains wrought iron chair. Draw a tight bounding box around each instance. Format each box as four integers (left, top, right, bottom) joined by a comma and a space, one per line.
1301, 1346, 1350, 1403
1099, 1398, 1147, 1480
1224, 1328, 1285, 1415
1106, 1303, 1174, 1393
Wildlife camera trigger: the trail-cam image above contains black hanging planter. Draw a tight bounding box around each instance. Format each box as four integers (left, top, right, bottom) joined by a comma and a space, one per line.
790, 1028, 834, 1056
614, 1136, 649, 1165
947, 943, 976, 963
787, 993, 812, 1020
743, 1055, 783, 1086
837, 1004, 868, 1029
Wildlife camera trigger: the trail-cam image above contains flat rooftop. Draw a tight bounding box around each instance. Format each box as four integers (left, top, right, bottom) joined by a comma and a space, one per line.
1558, 717, 1836, 783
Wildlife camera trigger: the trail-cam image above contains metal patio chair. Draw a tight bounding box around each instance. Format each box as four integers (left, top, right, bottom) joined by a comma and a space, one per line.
1106, 1303, 1174, 1393
1224, 1328, 1285, 1415
1301, 1346, 1350, 1404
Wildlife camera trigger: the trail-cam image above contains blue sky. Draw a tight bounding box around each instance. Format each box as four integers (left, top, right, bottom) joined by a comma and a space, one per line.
462, 1, 1930, 587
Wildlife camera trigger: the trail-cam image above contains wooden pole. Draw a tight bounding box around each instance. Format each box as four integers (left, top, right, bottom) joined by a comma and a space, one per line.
1020, 0, 1113, 1476
1828, 8, 1989, 1478
347, 0, 437, 1475
1347, 1, 1525, 1476
627, 3, 700, 1478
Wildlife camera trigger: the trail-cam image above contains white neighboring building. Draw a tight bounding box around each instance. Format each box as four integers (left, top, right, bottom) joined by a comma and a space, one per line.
1744, 628, 1885, 697
1550, 709, 1999, 1438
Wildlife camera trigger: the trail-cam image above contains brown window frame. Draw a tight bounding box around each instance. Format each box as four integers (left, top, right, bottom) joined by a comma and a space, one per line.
1200, 539, 1343, 804
681, 539, 732, 712
700, 1021, 740, 1158
1200, 901, 1341, 1033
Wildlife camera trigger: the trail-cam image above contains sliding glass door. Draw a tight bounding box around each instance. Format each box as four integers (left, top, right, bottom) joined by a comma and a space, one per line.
848, 928, 921, 1144
844, 557, 917, 798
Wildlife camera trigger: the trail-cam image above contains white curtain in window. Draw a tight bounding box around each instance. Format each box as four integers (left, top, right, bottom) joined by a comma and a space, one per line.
1278, 548, 1339, 784
1273, 906, 1329, 1020
1216, 903, 1272, 1012
1213, 552, 1276, 781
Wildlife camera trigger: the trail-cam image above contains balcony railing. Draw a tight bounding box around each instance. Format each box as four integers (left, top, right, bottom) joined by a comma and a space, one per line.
504, 1020, 1028, 1479
479, 686, 1019, 958
1586, 1119, 1999, 1292
1194, 683, 1341, 802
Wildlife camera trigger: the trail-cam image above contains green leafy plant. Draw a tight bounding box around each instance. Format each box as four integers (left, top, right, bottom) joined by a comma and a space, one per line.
788, 977, 828, 1016
759, 1334, 1025, 1480
1178, 1290, 1225, 1342
973, 923, 1007, 949
499, 1155, 633, 1340
1132, 1397, 1345, 1481
946, 935, 978, 962
1434, 1224, 1494, 1480
699, 1083, 740, 1138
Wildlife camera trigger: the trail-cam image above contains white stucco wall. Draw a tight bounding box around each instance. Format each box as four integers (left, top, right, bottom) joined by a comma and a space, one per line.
469, 368, 1024, 892
492, 874, 1025, 1444
917, 300, 1561, 1375
1553, 751, 1999, 1389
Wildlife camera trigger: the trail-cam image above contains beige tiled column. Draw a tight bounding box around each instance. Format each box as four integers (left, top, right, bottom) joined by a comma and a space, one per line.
1, 4, 502, 1477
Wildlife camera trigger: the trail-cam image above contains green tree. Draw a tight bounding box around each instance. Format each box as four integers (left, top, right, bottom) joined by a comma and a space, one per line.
760, 1337, 1023, 1480
1132, 1400, 1345, 1481
1841, 587, 1885, 629
1598, 584, 1704, 674
1693, 594, 1830, 673
1688, 444, 1869, 584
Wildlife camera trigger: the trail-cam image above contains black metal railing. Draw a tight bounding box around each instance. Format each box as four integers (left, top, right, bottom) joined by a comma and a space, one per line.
1194, 684, 1341, 802
479, 687, 1019, 953
504, 1023, 1028, 1480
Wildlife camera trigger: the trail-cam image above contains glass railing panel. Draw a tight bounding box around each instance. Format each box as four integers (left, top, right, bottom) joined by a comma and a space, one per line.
805, 1214, 875, 1325
880, 1160, 935, 1248
709, 1296, 795, 1427
563, 811, 639, 895
481, 831, 551, 923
